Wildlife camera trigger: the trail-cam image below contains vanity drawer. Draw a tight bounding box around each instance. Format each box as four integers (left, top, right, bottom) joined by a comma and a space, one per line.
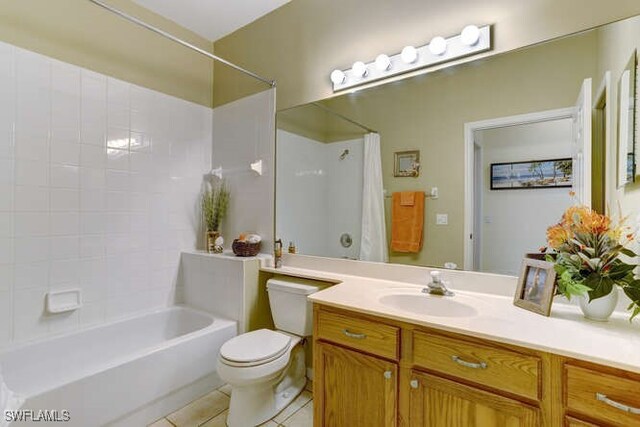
412, 331, 541, 401
565, 364, 640, 426
316, 309, 399, 360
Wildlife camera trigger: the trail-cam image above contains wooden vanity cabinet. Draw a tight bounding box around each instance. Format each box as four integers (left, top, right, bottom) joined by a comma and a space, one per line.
408, 371, 541, 426
313, 304, 640, 427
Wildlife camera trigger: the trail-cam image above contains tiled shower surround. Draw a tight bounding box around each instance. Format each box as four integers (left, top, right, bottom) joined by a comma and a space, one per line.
0, 42, 213, 345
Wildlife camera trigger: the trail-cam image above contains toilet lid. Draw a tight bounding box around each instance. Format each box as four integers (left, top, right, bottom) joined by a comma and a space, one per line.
220, 329, 292, 365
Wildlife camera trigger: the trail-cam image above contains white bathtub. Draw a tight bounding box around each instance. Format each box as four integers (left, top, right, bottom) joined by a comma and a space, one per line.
0, 306, 237, 426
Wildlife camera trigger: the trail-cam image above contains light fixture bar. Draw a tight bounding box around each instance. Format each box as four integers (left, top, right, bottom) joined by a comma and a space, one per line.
331, 25, 491, 92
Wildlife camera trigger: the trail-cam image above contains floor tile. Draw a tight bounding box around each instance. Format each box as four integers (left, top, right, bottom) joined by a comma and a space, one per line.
167, 390, 229, 427
147, 418, 174, 427
201, 410, 278, 427
281, 401, 313, 427
199, 410, 227, 427
273, 391, 312, 423
217, 383, 232, 396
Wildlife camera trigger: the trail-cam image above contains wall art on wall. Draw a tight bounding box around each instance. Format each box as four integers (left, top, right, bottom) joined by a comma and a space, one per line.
394, 150, 420, 177
490, 158, 573, 190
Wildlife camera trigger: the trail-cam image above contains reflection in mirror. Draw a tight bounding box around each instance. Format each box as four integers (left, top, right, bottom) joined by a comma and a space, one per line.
618, 50, 637, 186
275, 14, 640, 275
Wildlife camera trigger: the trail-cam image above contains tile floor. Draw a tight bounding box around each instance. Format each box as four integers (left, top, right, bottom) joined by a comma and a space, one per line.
149, 382, 313, 427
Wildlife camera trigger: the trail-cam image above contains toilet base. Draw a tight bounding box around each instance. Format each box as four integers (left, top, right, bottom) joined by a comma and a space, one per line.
226, 345, 306, 427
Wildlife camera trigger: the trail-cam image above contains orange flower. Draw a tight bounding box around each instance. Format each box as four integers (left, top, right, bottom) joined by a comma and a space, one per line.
580, 210, 611, 234
547, 224, 570, 249
561, 206, 591, 228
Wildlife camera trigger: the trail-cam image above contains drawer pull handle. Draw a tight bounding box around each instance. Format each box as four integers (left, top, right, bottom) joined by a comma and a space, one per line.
596, 393, 640, 415
410, 379, 419, 389
343, 329, 366, 339
384, 370, 392, 380
451, 355, 487, 370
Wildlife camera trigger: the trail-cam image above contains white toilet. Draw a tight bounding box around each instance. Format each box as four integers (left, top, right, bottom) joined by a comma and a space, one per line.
217, 277, 325, 427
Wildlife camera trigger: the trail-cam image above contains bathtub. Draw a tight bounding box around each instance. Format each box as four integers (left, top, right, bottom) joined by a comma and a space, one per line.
0, 306, 236, 427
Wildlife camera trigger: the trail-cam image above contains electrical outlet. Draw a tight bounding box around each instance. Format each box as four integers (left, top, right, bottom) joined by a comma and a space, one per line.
436, 214, 448, 225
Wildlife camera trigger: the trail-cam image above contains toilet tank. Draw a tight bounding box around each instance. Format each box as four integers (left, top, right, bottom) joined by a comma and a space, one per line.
267, 277, 329, 336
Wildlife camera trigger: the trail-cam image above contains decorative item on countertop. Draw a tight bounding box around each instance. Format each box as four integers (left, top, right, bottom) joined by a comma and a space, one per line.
274, 239, 283, 268
202, 180, 230, 254
288, 241, 296, 254
513, 258, 557, 316
232, 233, 262, 257
545, 205, 639, 321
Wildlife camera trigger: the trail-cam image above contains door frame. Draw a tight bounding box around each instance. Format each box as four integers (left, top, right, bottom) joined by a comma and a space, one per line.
463, 108, 575, 271
592, 71, 612, 213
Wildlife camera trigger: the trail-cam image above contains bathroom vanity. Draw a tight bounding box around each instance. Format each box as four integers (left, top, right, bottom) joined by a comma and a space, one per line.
312, 304, 640, 427
261, 258, 640, 427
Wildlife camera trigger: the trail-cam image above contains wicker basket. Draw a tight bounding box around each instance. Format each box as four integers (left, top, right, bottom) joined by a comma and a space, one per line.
232, 239, 261, 257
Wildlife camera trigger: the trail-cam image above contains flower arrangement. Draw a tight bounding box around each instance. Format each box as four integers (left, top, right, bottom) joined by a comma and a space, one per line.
545, 206, 640, 320
202, 181, 230, 233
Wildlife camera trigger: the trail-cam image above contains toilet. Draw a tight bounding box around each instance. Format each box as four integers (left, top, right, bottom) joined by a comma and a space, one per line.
217, 277, 326, 427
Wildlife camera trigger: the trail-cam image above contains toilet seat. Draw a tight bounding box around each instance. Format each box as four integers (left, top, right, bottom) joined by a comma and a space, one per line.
220, 329, 292, 367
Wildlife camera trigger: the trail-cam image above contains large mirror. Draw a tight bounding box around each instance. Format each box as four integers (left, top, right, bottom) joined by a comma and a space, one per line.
276, 15, 640, 276
618, 50, 638, 186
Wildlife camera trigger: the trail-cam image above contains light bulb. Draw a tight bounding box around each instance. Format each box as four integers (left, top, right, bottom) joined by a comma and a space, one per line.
429, 36, 447, 56
461, 25, 480, 46
401, 46, 418, 64
375, 54, 391, 71
330, 69, 346, 85
352, 61, 368, 78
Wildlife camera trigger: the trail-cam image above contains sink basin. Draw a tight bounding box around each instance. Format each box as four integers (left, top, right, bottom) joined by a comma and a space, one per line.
377, 289, 479, 318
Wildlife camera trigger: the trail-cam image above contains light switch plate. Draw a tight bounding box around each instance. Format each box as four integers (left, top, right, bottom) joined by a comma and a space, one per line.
436, 214, 448, 225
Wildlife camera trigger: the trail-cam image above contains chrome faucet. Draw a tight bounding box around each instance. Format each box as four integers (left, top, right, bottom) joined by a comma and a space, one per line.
422, 271, 454, 296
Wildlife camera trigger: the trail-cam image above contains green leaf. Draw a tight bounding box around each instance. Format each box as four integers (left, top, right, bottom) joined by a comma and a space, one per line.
620, 247, 638, 258
586, 275, 614, 301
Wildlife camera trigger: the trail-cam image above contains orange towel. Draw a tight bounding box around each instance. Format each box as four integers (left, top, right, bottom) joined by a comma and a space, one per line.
391, 191, 424, 253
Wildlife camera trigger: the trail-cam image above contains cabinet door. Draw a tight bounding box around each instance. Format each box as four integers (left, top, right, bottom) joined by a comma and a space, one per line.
314, 342, 397, 427
409, 371, 541, 427
565, 416, 601, 427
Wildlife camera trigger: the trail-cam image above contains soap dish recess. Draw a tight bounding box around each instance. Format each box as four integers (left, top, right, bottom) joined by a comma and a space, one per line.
46, 289, 82, 314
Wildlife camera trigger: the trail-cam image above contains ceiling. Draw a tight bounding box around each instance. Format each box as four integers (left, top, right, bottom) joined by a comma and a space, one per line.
133, 0, 291, 42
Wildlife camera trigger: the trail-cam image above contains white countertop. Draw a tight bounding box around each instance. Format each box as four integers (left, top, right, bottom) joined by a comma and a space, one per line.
262, 264, 640, 374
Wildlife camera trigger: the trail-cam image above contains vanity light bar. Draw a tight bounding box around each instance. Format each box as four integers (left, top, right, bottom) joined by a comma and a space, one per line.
330, 25, 492, 92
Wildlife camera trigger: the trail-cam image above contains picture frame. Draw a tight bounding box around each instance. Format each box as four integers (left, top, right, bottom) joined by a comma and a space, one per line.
394, 150, 420, 177
513, 258, 557, 316
490, 158, 573, 190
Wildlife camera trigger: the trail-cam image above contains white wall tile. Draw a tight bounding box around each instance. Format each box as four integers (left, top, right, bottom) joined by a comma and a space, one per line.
79, 167, 106, 190
14, 212, 49, 237
1, 43, 213, 346
49, 236, 80, 260
50, 164, 79, 189
0, 264, 13, 292
15, 159, 49, 186
50, 188, 80, 212
80, 144, 106, 168
0, 290, 12, 345
50, 212, 79, 236
0, 213, 12, 238
14, 262, 48, 290
0, 159, 13, 185
50, 141, 80, 166
0, 185, 13, 212
14, 185, 49, 211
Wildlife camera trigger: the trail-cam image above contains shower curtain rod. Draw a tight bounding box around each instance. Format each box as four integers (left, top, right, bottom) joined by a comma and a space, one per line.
311, 102, 377, 134
87, 0, 276, 87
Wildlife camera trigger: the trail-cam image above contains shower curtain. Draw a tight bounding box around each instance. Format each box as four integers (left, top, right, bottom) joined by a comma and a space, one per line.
360, 133, 389, 262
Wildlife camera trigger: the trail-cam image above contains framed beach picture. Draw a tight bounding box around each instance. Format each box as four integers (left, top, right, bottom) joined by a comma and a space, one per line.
490, 158, 573, 190
514, 258, 557, 316
394, 150, 420, 177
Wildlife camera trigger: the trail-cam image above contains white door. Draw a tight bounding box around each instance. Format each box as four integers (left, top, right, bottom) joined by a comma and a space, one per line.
572, 78, 592, 207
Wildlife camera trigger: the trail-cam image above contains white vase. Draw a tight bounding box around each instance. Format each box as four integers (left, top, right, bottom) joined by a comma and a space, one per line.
578, 287, 618, 321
